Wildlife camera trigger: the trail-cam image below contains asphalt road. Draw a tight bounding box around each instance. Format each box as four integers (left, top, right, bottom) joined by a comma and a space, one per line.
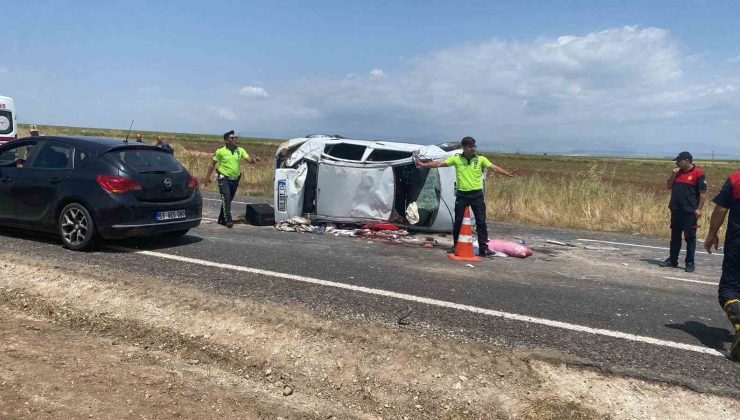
2, 191, 739, 397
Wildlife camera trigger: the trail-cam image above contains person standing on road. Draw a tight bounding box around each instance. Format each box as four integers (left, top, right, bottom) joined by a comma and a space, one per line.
704, 170, 740, 361
154, 135, 174, 154
660, 151, 707, 272
135, 133, 143, 143
203, 130, 258, 228
415, 136, 513, 257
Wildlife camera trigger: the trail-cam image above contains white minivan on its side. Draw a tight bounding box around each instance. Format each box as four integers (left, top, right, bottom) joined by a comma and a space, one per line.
0, 95, 16, 145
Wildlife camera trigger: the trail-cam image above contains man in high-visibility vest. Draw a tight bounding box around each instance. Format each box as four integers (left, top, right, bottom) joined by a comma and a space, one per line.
203, 130, 258, 228
415, 136, 513, 257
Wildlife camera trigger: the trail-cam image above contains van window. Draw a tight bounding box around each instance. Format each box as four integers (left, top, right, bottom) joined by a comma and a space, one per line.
323, 143, 366, 161
366, 149, 412, 161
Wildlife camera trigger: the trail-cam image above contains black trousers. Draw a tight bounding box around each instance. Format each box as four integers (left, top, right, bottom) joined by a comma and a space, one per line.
453, 191, 488, 251
669, 211, 697, 265
719, 243, 740, 306
217, 176, 240, 225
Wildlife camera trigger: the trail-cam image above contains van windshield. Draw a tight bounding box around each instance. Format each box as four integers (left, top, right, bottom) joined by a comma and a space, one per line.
0, 110, 13, 135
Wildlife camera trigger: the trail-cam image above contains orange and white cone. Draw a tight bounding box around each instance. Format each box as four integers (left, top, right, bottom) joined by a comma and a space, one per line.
448, 206, 480, 262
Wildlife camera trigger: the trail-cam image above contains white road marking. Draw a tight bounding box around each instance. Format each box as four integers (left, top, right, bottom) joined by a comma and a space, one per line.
128, 248, 724, 358
577, 239, 722, 256
202, 217, 218, 222
664, 276, 718, 286
203, 197, 250, 205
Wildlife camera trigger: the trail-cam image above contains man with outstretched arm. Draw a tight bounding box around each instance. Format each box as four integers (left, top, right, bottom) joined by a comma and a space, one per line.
415, 136, 513, 257
705, 170, 740, 361
203, 130, 258, 228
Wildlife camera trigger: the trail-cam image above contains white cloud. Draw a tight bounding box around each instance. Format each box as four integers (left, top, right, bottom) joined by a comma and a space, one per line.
239, 85, 269, 99
266, 26, 740, 154
369, 69, 386, 79
212, 106, 237, 121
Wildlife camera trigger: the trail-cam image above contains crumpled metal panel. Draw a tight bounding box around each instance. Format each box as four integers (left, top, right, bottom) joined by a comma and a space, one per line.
316, 163, 395, 220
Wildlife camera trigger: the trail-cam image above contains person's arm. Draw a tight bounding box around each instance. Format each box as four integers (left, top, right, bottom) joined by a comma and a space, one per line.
704, 205, 728, 253
415, 158, 449, 168
705, 177, 733, 252
242, 148, 259, 164
490, 163, 514, 177
203, 159, 216, 185
667, 167, 679, 189
695, 174, 708, 217
696, 191, 707, 217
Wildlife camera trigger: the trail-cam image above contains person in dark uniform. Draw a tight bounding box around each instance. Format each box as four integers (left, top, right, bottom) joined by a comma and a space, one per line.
660, 151, 707, 272
203, 130, 258, 228
704, 170, 740, 360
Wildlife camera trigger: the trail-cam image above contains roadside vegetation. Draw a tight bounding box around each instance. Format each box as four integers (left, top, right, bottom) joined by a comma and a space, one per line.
18, 124, 739, 239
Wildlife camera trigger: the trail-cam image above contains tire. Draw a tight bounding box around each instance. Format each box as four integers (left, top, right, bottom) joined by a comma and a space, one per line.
58, 203, 97, 251
162, 229, 189, 238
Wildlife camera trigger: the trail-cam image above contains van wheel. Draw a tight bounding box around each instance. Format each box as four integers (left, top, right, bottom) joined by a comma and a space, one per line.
59, 203, 97, 251
162, 229, 189, 238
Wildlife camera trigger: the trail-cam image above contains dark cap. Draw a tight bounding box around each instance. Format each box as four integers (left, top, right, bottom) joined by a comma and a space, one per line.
672, 151, 693, 162
460, 136, 476, 146
223, 130, 235, 141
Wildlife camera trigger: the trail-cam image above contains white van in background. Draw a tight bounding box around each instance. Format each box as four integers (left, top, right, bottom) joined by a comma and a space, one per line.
0, 95, 16, 145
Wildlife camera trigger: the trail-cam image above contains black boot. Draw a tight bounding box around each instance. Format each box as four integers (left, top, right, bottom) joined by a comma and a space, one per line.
659, 258, 678, 268
723, 299, 740, 361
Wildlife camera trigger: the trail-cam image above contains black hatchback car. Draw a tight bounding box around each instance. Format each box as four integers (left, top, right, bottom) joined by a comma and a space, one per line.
0, 136, 202, 250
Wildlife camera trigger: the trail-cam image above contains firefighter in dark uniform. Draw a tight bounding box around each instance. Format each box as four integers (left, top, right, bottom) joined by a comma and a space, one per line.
660, 151, 707, 272
705, 170, 740, 360
203, 130, 258, 227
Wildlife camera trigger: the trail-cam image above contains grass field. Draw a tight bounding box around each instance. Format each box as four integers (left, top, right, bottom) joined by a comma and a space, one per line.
17, 124, 739, 239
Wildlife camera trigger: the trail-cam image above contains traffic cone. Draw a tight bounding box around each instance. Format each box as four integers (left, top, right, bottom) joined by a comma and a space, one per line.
448, 206, 480, 262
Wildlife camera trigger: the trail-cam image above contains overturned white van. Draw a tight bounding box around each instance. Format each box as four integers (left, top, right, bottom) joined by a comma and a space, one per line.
274, 135, 461, 232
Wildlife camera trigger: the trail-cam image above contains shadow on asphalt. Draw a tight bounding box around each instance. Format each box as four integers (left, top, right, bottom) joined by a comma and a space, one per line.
640, 258, 669, 267
665, 321, 733, 350
105, 234, 203, 252
0, 226, 203, 253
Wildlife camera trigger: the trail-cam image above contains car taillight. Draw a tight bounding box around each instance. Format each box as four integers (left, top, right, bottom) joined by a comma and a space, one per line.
187, 175, 199, 190
96, 175, 142, 193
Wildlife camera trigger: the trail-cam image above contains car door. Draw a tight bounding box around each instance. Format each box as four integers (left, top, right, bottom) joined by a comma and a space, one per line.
11, 140, 73, 227
0, 140, 39, 222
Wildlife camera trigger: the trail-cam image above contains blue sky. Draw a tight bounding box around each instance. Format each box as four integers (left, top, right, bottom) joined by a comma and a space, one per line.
3, 1, 740, 156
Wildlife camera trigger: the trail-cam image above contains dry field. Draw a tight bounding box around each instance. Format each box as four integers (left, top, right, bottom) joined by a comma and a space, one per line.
18, 124, 740, 239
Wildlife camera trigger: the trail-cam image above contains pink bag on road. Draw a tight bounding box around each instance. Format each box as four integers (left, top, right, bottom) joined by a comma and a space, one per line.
487, 239, 533, 258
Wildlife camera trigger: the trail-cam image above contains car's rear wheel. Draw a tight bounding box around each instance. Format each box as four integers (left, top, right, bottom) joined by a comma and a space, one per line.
59, 203, 97, 251
162, 229, 189, 238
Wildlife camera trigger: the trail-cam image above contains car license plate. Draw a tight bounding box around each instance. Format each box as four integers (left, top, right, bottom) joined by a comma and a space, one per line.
156, 210, 186, 221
